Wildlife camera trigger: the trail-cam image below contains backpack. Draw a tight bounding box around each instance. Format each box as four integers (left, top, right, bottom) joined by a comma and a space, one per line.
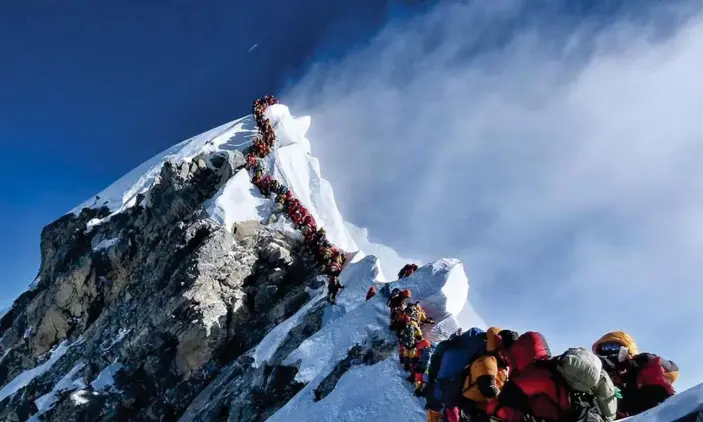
434, 327, 487, 407
553, 348, 617, 421
400, 322, 420, 349
418, 342, 436, 372
406, 302, 422, 322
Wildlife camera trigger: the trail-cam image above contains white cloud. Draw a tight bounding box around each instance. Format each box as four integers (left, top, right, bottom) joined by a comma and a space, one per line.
283, 0, 703, 391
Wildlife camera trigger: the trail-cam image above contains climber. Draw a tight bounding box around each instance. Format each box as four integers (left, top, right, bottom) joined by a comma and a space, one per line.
277, 190, 293, 205
326, 275, 344, 305
405, 301, 435, 326
459, 328, 518, 422
245, 153, 258, 169
387, 288, 401, 308
425, 328, 477, 422
487, 332, 615, 422
413, 338, 433, 396
398, 263, 419, 279
325, 257, 344, 276
389, 290, 412, 331
399, 316, 423, 372
252, 168, 264, 185
593, 331, 677, 417
257, 175, 273, 196
365, 286, 377, 301
301, 213, 316, 231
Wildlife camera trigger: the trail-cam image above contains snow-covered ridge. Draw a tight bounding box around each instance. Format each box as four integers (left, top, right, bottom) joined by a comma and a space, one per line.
70, 103, 357, 253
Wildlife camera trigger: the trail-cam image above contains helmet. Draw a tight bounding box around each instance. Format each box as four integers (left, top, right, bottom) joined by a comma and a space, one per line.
592, 331, 638, 358
400, 289, 412, 299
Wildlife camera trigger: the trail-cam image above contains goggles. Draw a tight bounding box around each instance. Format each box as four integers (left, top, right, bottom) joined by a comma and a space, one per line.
597, 342, 624, 356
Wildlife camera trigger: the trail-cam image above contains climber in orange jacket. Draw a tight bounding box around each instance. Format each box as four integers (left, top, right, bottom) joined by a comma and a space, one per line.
460, 328, 518, 422
593, 331, 678, 417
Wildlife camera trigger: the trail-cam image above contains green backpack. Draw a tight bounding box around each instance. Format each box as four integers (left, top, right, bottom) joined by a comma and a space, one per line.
555, 347, 617, 421
400, 322, 420, 349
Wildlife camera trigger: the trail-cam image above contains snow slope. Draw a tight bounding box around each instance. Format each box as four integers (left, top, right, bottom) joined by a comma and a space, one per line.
267, 256, 471, 422
628, 382, 703, 421
35, 100, 703, 421
70, 117, 257, 216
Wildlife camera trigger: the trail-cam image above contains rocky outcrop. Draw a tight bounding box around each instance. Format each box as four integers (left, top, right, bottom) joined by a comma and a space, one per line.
0, 148, 336, 421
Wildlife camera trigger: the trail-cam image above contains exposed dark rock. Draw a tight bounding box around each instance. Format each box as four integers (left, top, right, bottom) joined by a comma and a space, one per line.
0, 149, 323, 421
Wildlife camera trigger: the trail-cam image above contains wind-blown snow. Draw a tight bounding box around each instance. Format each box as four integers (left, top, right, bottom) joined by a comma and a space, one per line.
69, 116, 257, 216
91, 362, 124, 392
34, 362, 86, 414
0, 340, 75, 401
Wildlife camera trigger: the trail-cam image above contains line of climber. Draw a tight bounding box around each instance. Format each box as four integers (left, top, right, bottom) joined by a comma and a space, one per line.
382, 267, 680, 422
247, 96, 347, 303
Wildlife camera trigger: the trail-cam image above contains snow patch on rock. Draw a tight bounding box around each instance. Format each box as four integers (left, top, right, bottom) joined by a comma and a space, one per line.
93, 237, 119, 252
91, 362, 124, 392
0, 339, 77, 401
34, 362, 86, 416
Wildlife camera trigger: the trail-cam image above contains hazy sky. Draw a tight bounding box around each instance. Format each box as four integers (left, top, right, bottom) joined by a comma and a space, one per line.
282, 0, 703, 390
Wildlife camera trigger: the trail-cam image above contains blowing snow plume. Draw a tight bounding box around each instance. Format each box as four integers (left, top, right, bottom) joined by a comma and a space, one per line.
283, 0, 703, 391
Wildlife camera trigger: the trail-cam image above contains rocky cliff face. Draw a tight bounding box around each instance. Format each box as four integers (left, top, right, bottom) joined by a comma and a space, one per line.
0, 146, 355, 421
0, 101, 474, 422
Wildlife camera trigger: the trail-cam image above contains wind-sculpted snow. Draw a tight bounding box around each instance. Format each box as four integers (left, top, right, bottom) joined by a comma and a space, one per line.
70, 117, 257, 216
391, 259, 469, 322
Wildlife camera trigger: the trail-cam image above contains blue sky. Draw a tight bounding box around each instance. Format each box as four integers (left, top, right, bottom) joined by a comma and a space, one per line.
0, 0, 398, 307
2, 0, 702, 391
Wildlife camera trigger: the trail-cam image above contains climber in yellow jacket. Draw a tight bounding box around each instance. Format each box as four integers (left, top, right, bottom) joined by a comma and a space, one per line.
460, 327, 518, 421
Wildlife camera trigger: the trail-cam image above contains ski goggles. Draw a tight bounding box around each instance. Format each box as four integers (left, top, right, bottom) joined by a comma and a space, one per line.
596, 342, 624, 356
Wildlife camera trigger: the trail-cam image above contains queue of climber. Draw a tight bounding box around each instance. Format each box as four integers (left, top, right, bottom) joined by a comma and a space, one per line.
248, 95, 680, 422
383, 265, 679, 422
248, 96, 347, 305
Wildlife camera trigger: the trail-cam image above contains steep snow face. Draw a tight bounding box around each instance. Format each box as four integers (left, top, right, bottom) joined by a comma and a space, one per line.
70, 117, 257, 216
71, 102, 358, 255
266, 257, 470, 422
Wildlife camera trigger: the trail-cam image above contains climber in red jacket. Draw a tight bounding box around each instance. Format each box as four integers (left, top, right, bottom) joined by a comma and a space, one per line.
301, 214, 316, 231
365, 286, 377, 301
487, 332, 571, 422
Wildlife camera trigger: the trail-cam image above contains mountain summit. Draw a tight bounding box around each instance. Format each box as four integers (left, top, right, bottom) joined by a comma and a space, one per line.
1, 98, 699, 422
0, 99, 476, 421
